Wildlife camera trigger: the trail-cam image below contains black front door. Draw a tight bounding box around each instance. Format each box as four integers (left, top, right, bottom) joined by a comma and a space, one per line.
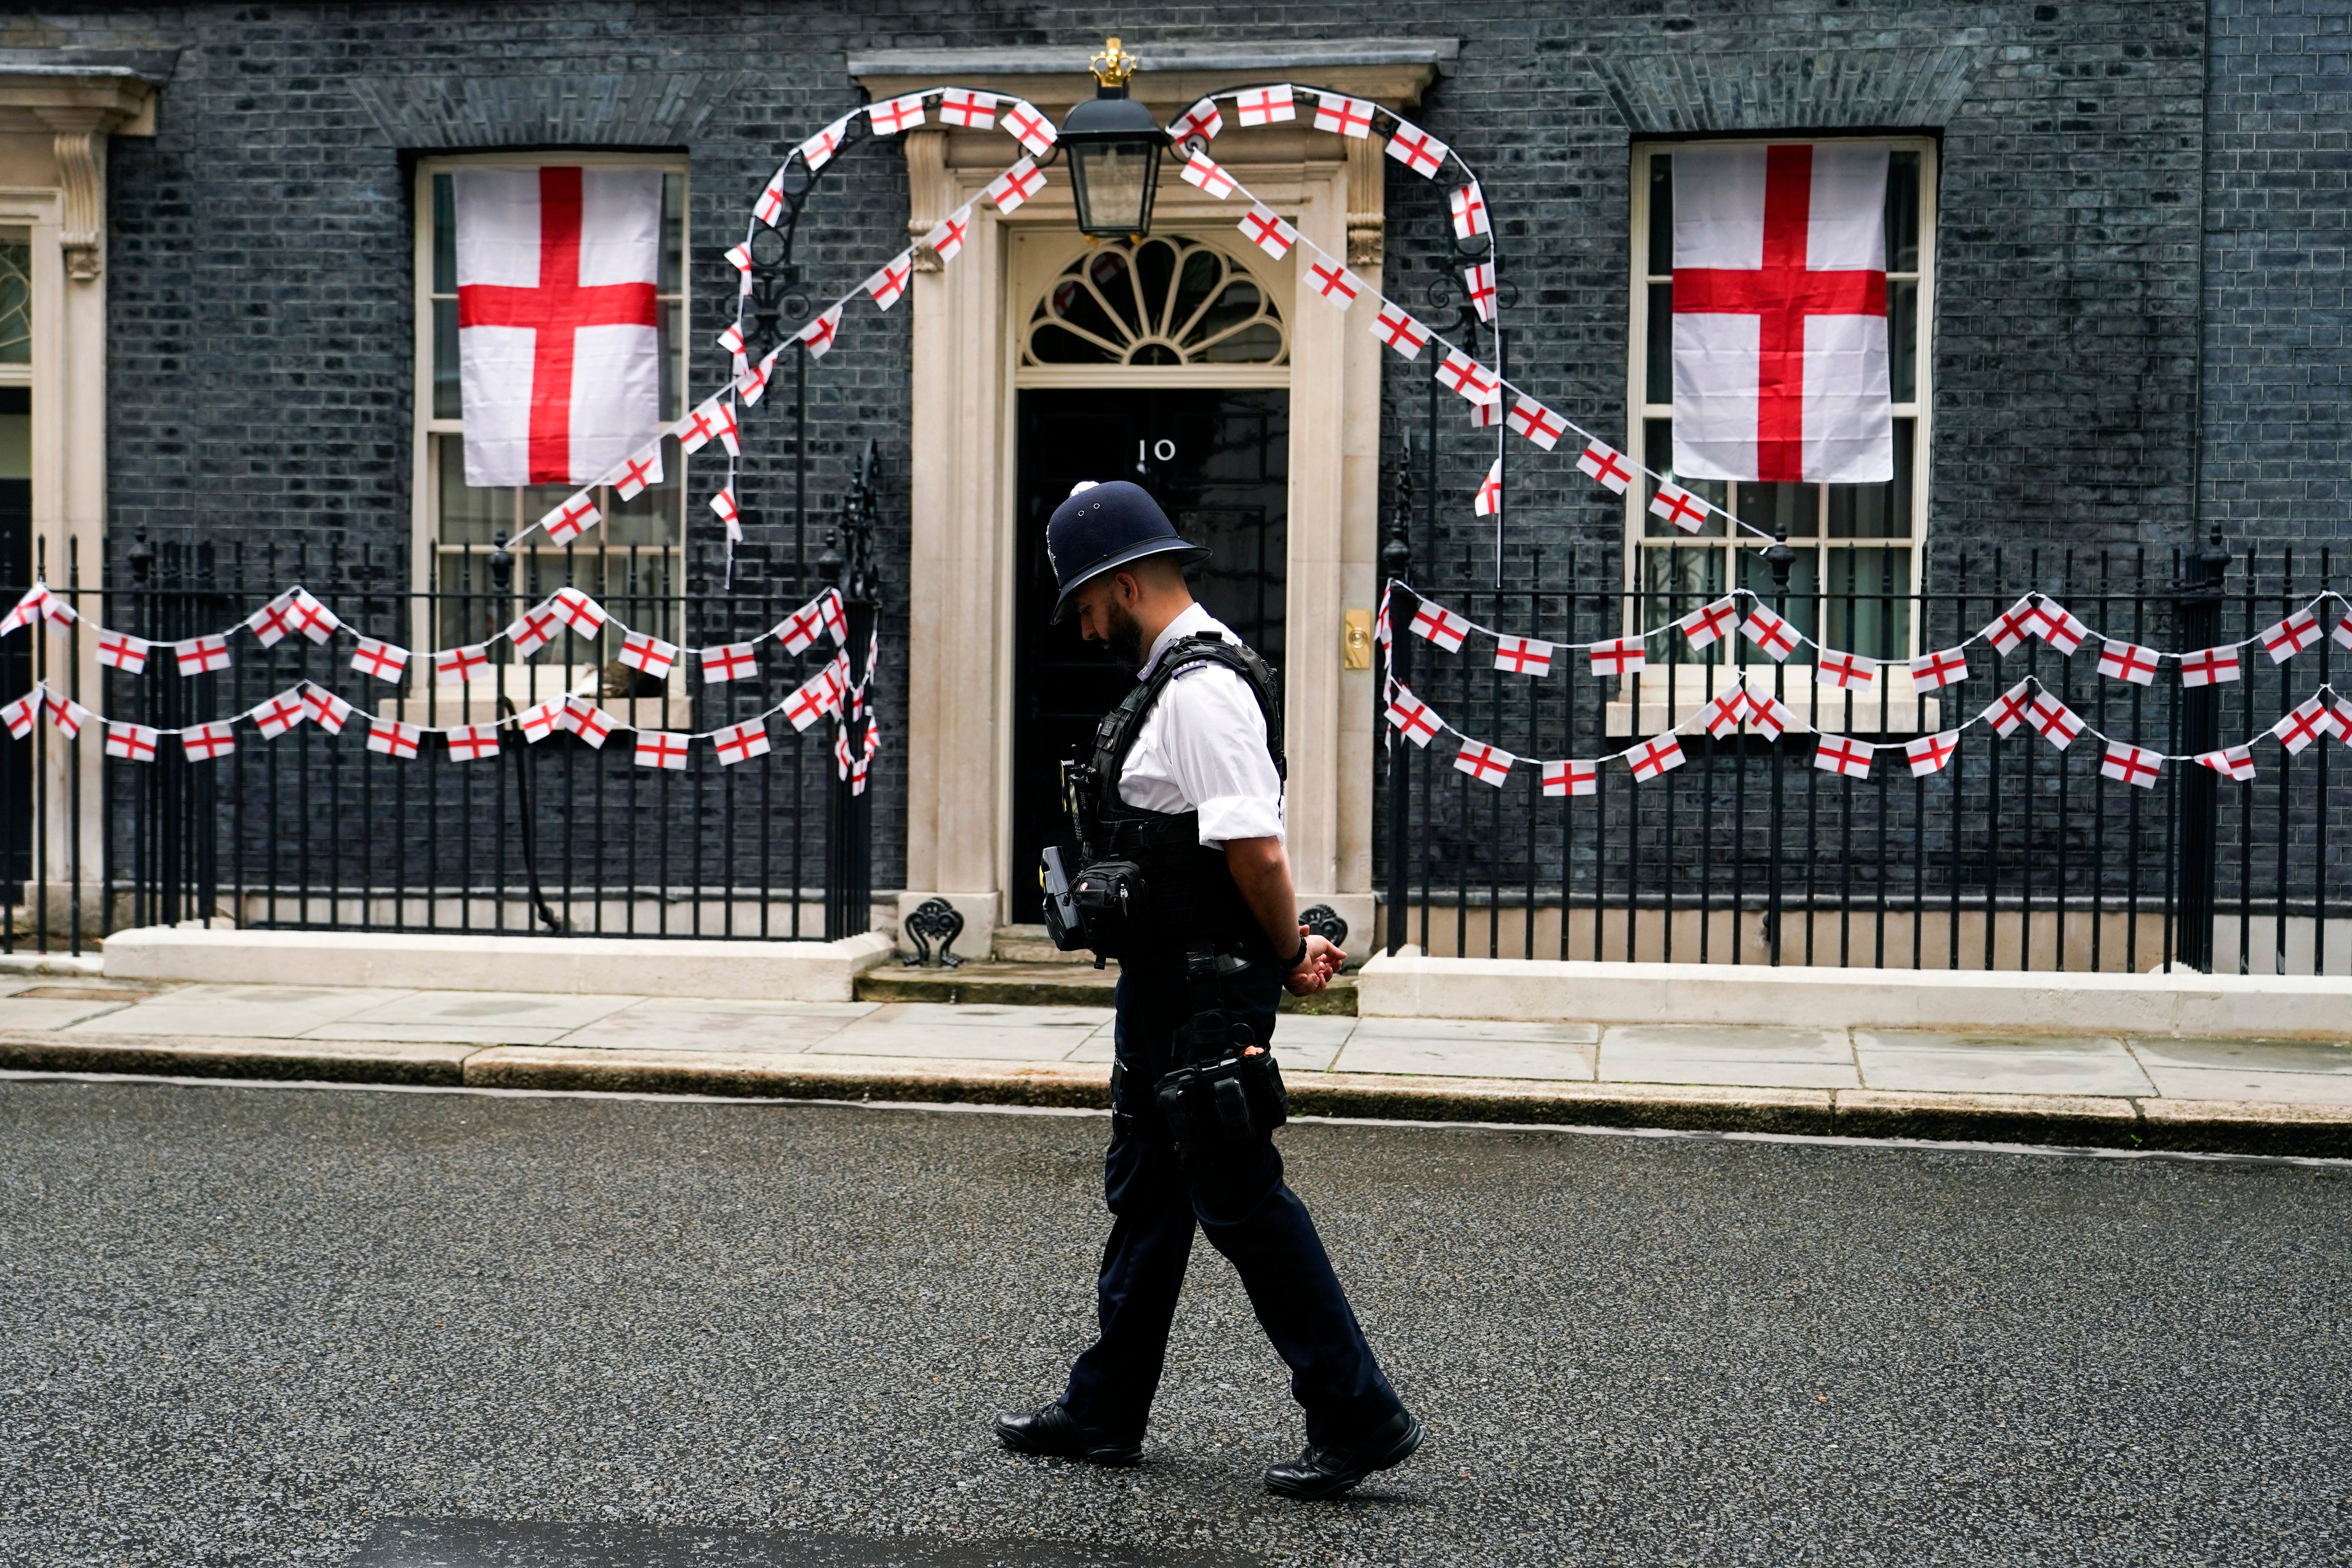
1012, 387, 1288, 922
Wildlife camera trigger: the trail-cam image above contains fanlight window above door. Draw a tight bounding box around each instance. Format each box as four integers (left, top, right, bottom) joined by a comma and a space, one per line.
1025, 237, 1287, 367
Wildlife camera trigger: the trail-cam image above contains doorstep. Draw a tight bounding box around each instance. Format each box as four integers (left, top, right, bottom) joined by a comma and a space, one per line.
860, 959, 1357, 1016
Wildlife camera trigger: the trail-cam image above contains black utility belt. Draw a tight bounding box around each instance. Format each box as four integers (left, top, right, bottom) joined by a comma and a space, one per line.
1155, 1049, 1289, 1147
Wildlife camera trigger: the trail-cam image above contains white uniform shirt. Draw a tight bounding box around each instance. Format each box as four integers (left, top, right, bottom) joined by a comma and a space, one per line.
1116, 602, 1286, 848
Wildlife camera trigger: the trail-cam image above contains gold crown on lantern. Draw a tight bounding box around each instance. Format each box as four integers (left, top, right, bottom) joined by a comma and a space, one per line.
1089, 37, 1138, 88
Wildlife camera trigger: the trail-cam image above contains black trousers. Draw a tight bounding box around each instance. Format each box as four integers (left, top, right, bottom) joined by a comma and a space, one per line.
1058, 959, 1403, 1447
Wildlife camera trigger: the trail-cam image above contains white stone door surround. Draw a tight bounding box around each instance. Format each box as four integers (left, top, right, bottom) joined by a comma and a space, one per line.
851, 41, 1452, 952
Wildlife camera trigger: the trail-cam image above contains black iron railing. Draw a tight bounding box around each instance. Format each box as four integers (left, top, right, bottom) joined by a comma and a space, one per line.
1377, 532, 2349, 974
0, 531, 877, 950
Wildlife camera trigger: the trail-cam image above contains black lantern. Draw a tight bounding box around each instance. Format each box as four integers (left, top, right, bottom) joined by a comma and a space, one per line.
1060, 38, 1165, 239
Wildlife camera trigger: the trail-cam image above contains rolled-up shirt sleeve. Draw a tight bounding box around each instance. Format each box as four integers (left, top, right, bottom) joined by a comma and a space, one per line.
1162, 668, 1286, 847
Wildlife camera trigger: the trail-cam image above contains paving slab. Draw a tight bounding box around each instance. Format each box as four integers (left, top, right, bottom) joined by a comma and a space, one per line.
1598, 1024, 1858, 1089
2130, 1065, 2352, 1108
0, 996, 139, 1031
298, 989, 646, 1046
67, 984, 413, 1038
2129, 1035, 2352, 1076
553, 997, 875, 1054
812, 1001, 1112, 1061
1853, 1029, 2157, 1097
1334, 1017, 1596, 1080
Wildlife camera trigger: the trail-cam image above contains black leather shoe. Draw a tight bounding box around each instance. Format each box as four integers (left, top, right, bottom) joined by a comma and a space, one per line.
1264, 1409, 1423, 1500
993, 1403, 1143, 1467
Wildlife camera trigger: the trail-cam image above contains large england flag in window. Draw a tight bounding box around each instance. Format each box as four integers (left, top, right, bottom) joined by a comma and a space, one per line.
1671, 143, 1892, 485
454, 166, 662, 486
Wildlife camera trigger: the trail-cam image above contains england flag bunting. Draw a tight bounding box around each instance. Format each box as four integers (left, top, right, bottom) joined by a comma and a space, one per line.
1494, 635, 1553, 677
286, 588, 339, 644
1986, 597, 2039, 654
1468, 399, 1504, 432
1454, 739, 1514, 787
710, 486, 742, 541
610, 440, 663, 501
350, 637, 408, 682
1239, 204, 1296, 260
1507, 397, 1565, 451
782, 672, 836, 732
540, 489, 600, 545
985, 158, 1047, 215
1385, 121, 1449, 178
181, 721, 236, 762
865, 252, 914, 311
755, 168, 789, 225
553, 587, 608, 637
797, 116, 851, 172
96, 629, 150, 673
105, 721, 160, 762
1701, 688, 1747, 739
1814, 733, 1874, 779
1739, 604, 1799, 661
1169, 97, 1223, 143
1906, 730, 1960, 777
738, 349, 779, 404
1474, 460, 1503, 518
434, 643, 489, 685
2100, 741, 2163, 789
773, 596, 826, 654
2261, 609, 2321, 663
2273, 695, 2331, 754
2096, 639, 2160, 685
619, 629, 677, 679
1742, 690, 1796, 741
562, 697, 615, 748
1816, 649, 1876, 690
2336, 611, 2352, 650
301, 684, 353, 733
1304, 255, 1362, 308
1578, 441, 1634, 494
922, 206, 974, 266
2028, 691, 2082, 749
1311, 92, 1377, 138
820, 587, 850, 646
1437, 348, 1501, 405
175, 635, 231, 676
446, 723, 501, 763
1627, 731, 1685, 782
868, 93, 926, 135
1003, 100, 1057, 156
2179, 644, 2242, 687
713, 717, 772, 766
1449, 181, 1489, 240
1909, 645, 1969, 692
41, 690, 85, 739
2031, 597, 2088, 655
1409, 599, 1471, 652
1371, 302, 1431, 359
1985, 679, 2035, 736
0, 686, 35, 739
247, 590, 295, 646
1648, 482, 1708, 533
1675, 596, 1739, 652
1589, 637, 1645, 678
1384, 683, 1441, 748
367, 718, 422, 759
1542, 759, 1597, 797
678, 397, 732, 456
1180, 152, 1238, 200
937, 89, 997, 129
1233, 85, 1295, 127
1463, 262, 1497, 323
635, 730, 691, 771
797, 305, 844, 359
0, 584, 46, 634
253, 688, 307, 740
2197, 744, 2256, 781
700, 641, 757, 683
505, 603, 560, 658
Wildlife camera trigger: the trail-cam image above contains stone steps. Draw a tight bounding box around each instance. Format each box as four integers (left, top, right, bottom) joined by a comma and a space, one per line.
857, 957, 1358, 1016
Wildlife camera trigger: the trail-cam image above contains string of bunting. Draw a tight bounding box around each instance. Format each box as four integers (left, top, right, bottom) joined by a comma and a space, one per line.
0, 581, 883, 788
1380, 579, 2352, 792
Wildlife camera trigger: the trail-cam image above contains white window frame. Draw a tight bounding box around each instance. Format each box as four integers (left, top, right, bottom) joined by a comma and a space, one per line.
408, 152, 691, 714
1620, 135, 1938, 734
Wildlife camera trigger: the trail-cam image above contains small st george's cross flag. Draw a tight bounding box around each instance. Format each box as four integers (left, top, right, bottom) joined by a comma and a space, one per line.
1670, 143, 1892, 486
453, 166, 663, 486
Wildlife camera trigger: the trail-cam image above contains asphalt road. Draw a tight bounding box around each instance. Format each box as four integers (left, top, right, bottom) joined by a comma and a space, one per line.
1, 1078, 2348, 1568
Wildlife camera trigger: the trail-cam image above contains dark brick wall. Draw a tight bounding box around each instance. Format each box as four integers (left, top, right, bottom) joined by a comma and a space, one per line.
2201, 0, 2351, 563
4, 0, 2335, 896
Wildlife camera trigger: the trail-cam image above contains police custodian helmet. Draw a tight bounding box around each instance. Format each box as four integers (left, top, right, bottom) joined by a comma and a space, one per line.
1046, 480, 1211, 622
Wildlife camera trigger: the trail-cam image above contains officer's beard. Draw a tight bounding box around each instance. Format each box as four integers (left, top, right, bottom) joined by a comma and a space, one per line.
1104, 601, 1148, 672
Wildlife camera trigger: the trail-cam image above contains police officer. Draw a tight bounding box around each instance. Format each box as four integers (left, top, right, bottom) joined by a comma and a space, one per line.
994, 480, 1421, 1501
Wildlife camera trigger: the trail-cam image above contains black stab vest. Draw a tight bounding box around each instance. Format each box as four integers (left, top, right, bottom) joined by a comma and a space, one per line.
1077, 632, 1287, 964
